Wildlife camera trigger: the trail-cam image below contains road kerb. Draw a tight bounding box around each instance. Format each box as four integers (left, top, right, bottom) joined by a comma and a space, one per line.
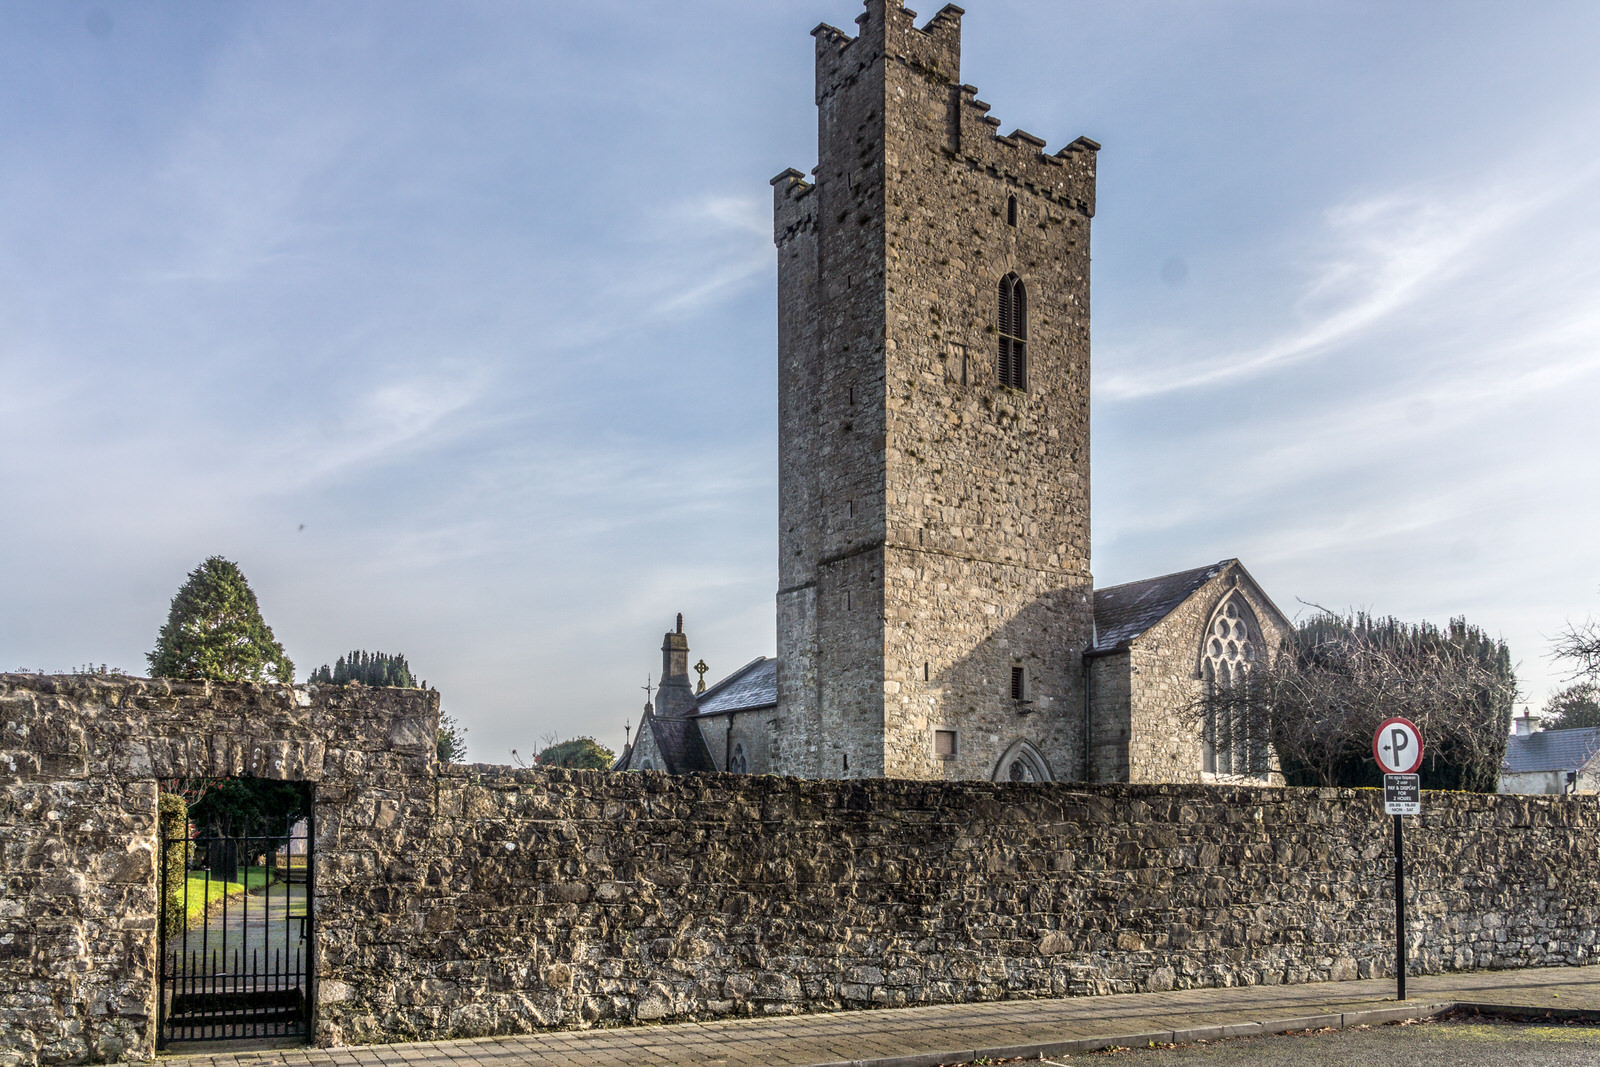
836, 1001, 1477, 1067
1452, 1002, 1600, 1023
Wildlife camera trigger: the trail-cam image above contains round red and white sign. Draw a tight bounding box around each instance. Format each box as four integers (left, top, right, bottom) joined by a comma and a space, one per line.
1373, 716, 1424, 775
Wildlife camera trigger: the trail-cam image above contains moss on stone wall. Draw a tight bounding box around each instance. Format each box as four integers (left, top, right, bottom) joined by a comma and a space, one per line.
157, 790, 188, 940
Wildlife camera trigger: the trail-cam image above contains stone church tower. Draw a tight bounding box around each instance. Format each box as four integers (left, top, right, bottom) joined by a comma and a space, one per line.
616, 0, 1290, 787
770, 0, 1101, 780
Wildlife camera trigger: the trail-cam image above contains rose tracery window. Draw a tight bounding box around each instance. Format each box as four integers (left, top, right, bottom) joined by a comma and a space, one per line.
1201, 595, 1269, 777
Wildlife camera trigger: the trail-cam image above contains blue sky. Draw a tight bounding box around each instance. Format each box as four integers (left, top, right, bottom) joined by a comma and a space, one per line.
4, 0, 1598, 761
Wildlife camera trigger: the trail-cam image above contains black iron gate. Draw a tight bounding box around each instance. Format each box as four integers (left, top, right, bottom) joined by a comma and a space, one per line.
157, 806, 313, 1045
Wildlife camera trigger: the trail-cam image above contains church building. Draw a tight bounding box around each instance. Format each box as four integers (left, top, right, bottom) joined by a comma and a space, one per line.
615, 0, 1291, 785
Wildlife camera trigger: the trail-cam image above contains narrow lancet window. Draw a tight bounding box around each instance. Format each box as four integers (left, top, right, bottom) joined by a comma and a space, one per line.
1007, 195, 1018, 226
997, 274, 1027, 389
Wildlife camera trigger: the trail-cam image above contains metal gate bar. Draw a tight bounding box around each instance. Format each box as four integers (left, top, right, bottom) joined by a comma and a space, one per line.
158, 805, 313, 1045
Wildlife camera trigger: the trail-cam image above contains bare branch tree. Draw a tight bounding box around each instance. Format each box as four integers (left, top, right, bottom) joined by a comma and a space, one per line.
1553, 618, 1600, 682
1183, 612, 1517, 790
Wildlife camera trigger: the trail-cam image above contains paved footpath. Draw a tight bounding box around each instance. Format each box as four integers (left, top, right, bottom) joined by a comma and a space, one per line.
164, 966, 1600, 1067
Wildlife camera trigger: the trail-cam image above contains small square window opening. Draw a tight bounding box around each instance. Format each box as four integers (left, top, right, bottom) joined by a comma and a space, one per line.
934, 729, 957, 758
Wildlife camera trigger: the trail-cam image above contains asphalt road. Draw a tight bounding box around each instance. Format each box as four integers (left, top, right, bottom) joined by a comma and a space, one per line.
1036, 1018, 1600, 1066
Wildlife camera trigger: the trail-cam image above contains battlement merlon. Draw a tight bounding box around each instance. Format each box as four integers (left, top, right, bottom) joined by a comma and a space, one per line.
957, 84, 1100, 218
813, 1, 964, 105
771, 167, 817, 246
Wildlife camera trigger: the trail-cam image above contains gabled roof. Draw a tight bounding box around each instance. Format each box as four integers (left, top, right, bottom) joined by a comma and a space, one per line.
1503, 727, 1600, 774
609, 741, 633, 772
695, 656, 778, 716
646, 713, 718, 774
1092, 560, 1232, 652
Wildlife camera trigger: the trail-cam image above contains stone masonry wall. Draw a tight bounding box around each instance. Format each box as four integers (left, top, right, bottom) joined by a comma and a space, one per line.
771, 0, 893, 780
8, 673, 1600, 1063
1085, 649, 1132, 782
1126, 566, 1292, 785
323, 768, 1600, 1043
0, 674, 437, 1067
877, 0, 1097, 783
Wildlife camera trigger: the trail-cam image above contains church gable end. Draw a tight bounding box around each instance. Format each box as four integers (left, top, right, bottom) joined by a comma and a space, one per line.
1112, 560, 1290, 784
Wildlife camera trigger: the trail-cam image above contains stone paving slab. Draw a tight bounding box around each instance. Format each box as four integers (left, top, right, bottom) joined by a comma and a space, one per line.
162, 965, 1600, 1067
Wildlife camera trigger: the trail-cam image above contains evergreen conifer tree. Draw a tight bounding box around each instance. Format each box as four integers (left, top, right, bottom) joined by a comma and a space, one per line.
147, 556, 294, 683
308, 650, 418, 688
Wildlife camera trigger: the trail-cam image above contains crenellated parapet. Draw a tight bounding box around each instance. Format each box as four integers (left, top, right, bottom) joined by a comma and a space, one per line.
813, 1, 963, 105
770, 167, 816, 247
957, 84, 1099, 217
806, 1, 1097, 218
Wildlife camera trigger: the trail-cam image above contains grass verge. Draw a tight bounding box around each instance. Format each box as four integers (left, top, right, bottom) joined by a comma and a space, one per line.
182, 866, 277, 925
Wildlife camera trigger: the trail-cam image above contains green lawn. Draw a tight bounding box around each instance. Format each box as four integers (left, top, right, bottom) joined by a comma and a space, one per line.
181, 866, 276, 924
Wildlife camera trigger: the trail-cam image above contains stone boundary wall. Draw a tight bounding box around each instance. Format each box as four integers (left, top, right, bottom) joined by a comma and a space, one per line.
0, 674, 437, 1067
318, 767, 1599, 1044
4, 675, 1599, 1064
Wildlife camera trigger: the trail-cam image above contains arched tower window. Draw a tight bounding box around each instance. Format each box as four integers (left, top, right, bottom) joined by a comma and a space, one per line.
997, 274, 1027, 389
729, 742, 748, 775
1200, 594, 1268, 777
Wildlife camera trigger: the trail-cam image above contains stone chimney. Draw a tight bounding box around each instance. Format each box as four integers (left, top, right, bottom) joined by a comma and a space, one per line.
655, 614, 697, 718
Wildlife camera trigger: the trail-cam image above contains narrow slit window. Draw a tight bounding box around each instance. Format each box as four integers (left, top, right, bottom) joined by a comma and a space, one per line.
997, 274, 1027, 389
1007, 195, 1018, 227
1011, 666, 1026, 700
924, 662, 930, 682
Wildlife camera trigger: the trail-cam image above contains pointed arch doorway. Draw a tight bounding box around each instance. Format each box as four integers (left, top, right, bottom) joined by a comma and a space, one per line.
993, 739, 1053, 783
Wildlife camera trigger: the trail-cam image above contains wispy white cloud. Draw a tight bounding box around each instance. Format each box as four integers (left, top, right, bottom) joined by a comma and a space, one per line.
1100, 162, 1593, 401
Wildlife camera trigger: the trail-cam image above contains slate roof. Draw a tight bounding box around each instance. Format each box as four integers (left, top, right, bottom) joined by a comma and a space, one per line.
609, 741, 633, 773
695, 656, 778, 715
646, 713, 719, 774
1092, 560, 1232, 652
1503, 727, 1600, 774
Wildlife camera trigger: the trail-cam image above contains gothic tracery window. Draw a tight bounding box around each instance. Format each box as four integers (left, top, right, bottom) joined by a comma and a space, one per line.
729, 743, 748, 775
1201, 595, 1269, 777
997, 274, 1027, 389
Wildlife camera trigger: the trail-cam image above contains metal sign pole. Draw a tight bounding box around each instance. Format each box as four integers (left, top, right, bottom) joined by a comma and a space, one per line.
1374, 717, 1422, 1004
1393, 812, 1406, 1000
